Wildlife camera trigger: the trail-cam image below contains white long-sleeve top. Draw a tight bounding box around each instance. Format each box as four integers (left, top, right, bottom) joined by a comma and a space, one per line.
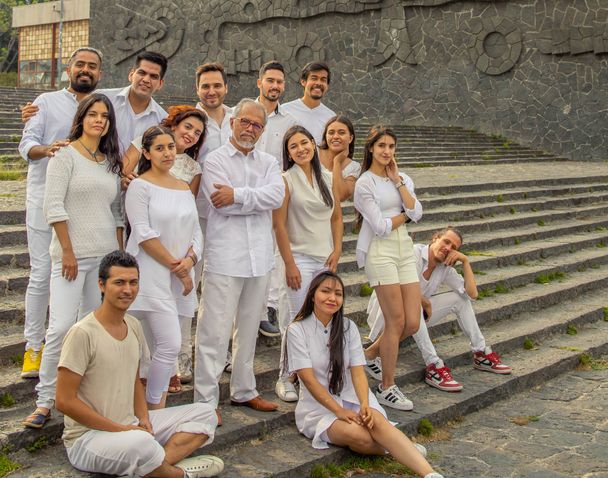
282, 99, 335, 144
43, 145, 123, 262
18, 89, 79, 218
354, 171, 422, 268
202, 142, 285, 277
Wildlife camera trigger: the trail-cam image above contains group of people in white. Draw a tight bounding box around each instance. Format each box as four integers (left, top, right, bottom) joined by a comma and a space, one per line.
16, 46, 512, 478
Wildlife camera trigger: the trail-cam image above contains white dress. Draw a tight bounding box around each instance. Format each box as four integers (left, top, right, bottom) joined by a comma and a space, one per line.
125, 178, 202, 316
287, 315, 387, 449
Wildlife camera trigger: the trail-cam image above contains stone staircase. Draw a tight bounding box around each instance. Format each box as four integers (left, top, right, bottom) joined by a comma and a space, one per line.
0, 86, 607, 476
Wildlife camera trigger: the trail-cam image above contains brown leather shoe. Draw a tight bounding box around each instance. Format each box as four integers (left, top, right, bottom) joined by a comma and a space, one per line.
216, 408, 222, 427
231, 396, 279, 412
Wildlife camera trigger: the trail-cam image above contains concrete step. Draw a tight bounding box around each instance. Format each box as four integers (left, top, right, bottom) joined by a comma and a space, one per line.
3, 290, 606, 473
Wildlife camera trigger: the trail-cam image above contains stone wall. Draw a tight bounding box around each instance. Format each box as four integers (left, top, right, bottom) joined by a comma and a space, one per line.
90, 0, 608, 160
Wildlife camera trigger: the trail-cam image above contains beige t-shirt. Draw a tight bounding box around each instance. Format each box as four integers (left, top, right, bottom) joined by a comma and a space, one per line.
58, 312, 144, 448
284, 165, 334, 262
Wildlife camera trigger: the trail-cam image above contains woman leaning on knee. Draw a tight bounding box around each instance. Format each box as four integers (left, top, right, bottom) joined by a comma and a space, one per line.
273, 125, 343, 402
286, 271, 443, 478
353, 125, 423, 411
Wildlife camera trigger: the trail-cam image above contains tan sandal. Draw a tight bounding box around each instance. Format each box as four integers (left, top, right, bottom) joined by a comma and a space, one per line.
168, 374, 182, 393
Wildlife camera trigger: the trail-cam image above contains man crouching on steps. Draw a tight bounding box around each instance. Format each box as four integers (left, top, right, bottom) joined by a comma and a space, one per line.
56, 251, 223, 478
366, 226, 511, 392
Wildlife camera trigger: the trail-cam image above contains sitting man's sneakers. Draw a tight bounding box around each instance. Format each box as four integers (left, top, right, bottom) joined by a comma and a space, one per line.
22, 407, 51, 429
425, 360, 463, 392
473, 347, 512, 374
375, 384, 413, 411
178, 352, 193, 384
21, 346, 44, 378
259, 307, 280, 337
176, 455, 224, 478
364, 356, 383, 381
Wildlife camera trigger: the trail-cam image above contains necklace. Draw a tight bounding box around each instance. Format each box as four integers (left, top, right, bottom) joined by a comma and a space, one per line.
78, 139, 101, 163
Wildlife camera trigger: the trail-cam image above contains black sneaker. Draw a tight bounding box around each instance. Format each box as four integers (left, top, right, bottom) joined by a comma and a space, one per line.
259, 320, 280, 337
267, 307, 278, 326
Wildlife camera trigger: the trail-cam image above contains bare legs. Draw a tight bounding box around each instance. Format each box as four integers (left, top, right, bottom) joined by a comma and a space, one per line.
364, 283, 421, 389
146, 432, 208, 478
326, 409, 434, 477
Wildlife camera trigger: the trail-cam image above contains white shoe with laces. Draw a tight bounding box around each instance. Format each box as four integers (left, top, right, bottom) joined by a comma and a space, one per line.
275, 378, 298, 402
424, 474, 444, 478
364, 356, 383, 381
375, 384, 414, 411
177, 352, 193, 383
177, 455, 224, 477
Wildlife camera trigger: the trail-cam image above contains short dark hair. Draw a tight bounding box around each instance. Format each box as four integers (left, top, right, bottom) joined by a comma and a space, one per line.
196, 62, 227, 87
432, 226, 464, 247
300, 61, 331, 84
134, 51, 168, 79
259, 61, 285, 79
99, 250, 139, 285
68, 47, 103, 66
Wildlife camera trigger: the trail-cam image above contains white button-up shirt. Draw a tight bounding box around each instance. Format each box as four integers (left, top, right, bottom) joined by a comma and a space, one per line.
255, 100, 297, 168
19, 88, 79, 214
282, 98, 335, 144
414, 244, 468, 298
99, 86, 167, 154
202, 142, 285, 277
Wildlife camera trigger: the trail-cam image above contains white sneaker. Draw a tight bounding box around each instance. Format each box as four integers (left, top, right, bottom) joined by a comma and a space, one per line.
177, 455, 224, 477
414, 443, 427, 457
375, 384, 414, 411
275, 378, 298, 402
364, 356, 383, 381
178, 352, 193, 383
224, 351, 232, 373
424, 473, 444, 478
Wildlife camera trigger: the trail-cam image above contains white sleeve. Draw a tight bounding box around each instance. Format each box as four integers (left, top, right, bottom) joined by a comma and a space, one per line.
18, 95, 48, 161
43, 148, 73, 224
347, 320, 366, 368
124, 180, 160, 250
354, 175, 391, 237
400, 173, 423, 223
287, 323, 312, 372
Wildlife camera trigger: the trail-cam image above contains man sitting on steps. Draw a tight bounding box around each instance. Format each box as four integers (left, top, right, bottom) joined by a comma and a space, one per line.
55, 250, 223, 478
365, 226, 512, 392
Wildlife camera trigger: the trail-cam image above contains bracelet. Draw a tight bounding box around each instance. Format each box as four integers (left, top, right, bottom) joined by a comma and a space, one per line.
186, 252, 197, 266
396, 182, 405, 189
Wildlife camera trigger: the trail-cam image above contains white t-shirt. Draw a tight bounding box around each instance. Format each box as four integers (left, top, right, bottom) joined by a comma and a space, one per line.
282, 98, 335, 144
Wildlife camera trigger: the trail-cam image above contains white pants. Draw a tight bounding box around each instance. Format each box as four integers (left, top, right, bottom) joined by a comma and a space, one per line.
66, 403, 217, 477
131, 310, 184, 404
36, 257, 102, 409
413, 291, 486, 366
265, 241, 283, 311
23, 206, 52, 351
278, 253, 326, 379
194, 271, 269, 407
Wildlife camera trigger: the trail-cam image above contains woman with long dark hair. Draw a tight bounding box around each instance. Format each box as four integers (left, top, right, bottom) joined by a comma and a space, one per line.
353, 125, 423, 411
273, 125, 343, 402
125, 126, 202, 410
318, 114, 361, 201
286, 272, 443, 478
25, 93, 124, 428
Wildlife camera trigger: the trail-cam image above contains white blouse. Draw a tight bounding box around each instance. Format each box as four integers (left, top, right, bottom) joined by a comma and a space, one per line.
354, 171, 422, 268
125, 178, 202, 316
284, 166, 334, 262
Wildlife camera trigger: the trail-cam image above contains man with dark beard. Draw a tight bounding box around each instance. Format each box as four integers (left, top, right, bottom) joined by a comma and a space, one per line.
18, 47, 103, 383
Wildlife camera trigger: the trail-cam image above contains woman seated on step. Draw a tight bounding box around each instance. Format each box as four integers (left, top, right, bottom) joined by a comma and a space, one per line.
286, 271, 443, 478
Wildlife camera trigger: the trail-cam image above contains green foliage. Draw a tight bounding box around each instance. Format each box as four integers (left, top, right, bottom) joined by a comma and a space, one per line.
359, 283, 373, 297
494, 283, 510, 294
566, 324, 577, 335
8, 354, 22, 366
310, 455, 416, 478
477, 288, 494, 299
413, 163, 434, 168
509, 207, 516, 214
534, 271, 565, 284
0, 393, 14, 408
0, 72, 17, 86
603, 307, 608, 321
537, 219, 545, 226
523, 337, 535, 350
522, 192, 528, 199
417, 418, 434, 436
496, 194, 504, 203
0, 171, 25, 180
0, 454, 21, 476
25, 437, 47, 453
466, 250, 496, 257
514, 238, 520, 245
579, 354, 591, 366
596, 241, 606, 248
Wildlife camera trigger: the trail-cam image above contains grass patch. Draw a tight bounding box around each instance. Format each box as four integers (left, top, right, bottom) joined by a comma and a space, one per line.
590, 263, 600, 269
595, 225, 607, 231
9, 354, 23, 367
537, 219, 545, 226
481, 154, 493, 161
359, 283, 373, 297
494, 283, 510, 294
514, 238, 521, 245
0, 454, 21, 476
496, 194, 504, 203
579, 353, 591, 367
0, 193, 16, 198
509, 207, 516, 214
597, 240, 606, 248
0, 171, 25, 181
412, 163, 434, 168
465, 250, 496, 257
534, 271, 565, 284
523, 337, 535, 350
417, 418, 434, 436
310, 455, 416, 478
477, 288, 494, 299
603, 307, 608, 321
566, 324, 578, 335
472, 269, 486, 276
555, 346, 582, 352
531, 207, 538, 212
25, 437, 47, 453
0, 393, 14, 408
509, 415, 540, 426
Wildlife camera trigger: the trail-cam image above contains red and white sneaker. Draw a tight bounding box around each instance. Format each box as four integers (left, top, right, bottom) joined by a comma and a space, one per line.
425, 360, 463, 392
473, 347, 512, 374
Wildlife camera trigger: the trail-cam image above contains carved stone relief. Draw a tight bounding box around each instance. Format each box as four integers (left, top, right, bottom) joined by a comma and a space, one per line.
466, 17, 522, 75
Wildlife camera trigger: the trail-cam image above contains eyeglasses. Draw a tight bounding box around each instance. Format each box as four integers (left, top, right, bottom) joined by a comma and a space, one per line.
237, 117, 264, 133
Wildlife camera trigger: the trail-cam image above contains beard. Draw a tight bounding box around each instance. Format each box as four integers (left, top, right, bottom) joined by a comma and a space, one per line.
233, 136, 257, 149
70, 75, 97, 94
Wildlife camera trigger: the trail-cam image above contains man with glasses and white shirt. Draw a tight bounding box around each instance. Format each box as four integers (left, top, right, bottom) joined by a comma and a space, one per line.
194, 99, 285, 421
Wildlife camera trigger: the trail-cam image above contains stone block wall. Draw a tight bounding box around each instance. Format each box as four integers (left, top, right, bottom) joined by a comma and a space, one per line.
90, 0, 608, 160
